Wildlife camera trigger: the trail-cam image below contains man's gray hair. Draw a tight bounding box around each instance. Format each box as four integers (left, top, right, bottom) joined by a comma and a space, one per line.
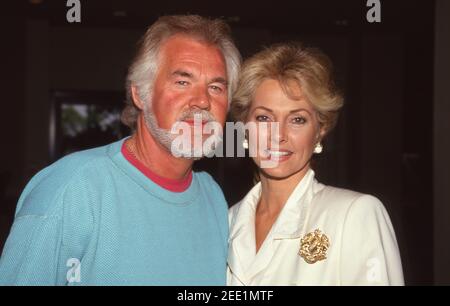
122, 15, 242, 130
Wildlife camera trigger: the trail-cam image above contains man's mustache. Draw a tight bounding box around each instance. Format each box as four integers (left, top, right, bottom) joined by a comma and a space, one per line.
177, 110, 217, 123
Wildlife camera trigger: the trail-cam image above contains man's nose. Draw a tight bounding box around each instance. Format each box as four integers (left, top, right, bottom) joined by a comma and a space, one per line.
189, 85, 211, 110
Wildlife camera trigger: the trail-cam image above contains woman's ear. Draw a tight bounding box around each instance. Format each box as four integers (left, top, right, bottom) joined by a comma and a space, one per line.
131, 86, 145, 111
316, 124, 327, 143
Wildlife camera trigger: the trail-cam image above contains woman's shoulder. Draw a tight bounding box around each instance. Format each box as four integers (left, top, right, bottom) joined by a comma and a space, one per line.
308, 182, 396, 245
228, 200, 243, 227
228, 182, 261, 221
312, 182, 387, 218
229, 201, 242, 213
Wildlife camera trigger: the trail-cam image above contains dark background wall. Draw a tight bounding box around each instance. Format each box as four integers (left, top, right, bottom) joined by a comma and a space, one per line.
0, 0, 448, 285
434, 0, 450, 286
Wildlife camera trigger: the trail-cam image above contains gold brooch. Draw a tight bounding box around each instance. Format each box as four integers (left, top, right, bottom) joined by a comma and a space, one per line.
299, 229, 330, 264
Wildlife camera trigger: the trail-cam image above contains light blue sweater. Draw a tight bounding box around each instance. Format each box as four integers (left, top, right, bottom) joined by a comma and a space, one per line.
0, 139, 229, 285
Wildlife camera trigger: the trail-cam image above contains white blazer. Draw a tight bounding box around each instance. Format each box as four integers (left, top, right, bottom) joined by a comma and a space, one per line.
227, 169, 404, 286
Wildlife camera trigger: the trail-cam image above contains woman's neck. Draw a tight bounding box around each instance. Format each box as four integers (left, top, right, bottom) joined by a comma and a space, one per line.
257, 166, 310, 217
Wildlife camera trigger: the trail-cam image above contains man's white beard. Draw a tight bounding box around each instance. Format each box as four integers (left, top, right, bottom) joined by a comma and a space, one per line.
143, 102, 221, 160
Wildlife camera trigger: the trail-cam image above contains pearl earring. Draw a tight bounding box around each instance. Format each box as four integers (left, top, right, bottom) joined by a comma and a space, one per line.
243, 138, 249, 149
314, 142, 323, 154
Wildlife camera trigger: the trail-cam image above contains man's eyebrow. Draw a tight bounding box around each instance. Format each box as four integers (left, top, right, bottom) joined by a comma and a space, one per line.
171, 70, 227, 86
171, 70, 193, 78
210, 77, 228, 86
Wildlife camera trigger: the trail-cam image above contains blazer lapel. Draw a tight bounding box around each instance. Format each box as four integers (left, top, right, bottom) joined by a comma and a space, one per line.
228, 169, 325, 284
272, 170, 316, 240
228, 239, 247, 284
246, 170, 321, 281
228, 183, 261, 285
243, 230, 276, 281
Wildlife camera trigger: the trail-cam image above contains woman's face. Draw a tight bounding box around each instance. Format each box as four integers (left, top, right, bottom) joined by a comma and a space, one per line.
246, 78, 323, 180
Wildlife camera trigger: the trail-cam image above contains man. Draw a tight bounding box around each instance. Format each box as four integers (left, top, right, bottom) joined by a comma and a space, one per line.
0, 15, 241, 285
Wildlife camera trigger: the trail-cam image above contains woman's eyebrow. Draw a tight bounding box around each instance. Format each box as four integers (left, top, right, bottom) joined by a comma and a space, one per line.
252, 106, 274, 113
289, 108, 312, 115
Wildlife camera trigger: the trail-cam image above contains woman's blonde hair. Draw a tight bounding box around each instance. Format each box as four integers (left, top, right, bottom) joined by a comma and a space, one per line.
231, 43, 343, 136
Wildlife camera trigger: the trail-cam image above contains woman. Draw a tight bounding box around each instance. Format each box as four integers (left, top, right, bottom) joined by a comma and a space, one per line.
227, 43, 404, 285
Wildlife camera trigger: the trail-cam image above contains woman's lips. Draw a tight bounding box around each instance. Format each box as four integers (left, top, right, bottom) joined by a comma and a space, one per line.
264, 149, 293, 162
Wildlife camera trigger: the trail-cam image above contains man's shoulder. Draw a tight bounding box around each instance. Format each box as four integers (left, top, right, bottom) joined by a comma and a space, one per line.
16, 141, 122, 217
39, 142, 117, 185
194, 171, 220, 190
194, 171, 228, 207
54, 139, 123, 171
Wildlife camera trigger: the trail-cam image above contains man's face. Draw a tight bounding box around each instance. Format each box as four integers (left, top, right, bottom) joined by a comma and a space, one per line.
144, 35, 228, 157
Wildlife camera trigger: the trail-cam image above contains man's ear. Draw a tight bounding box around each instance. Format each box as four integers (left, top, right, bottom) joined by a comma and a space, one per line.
131, 86, 145, 111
